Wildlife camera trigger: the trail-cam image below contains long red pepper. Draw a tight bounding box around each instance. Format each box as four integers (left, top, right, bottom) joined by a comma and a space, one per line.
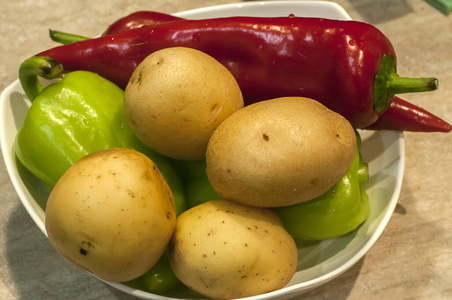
36, 16, 439, 129
53, 11, 450, 133
364, 96, 451, 132
94, 11, 452, 133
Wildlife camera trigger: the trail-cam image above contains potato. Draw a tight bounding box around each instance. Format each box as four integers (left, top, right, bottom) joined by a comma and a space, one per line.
124, 47, 244, 161
168, 199, 298, 299
206, 97, 357, 207
45, 148, 176, 282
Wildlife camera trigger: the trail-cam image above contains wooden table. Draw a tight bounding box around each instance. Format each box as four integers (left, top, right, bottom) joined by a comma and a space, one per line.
1, 1, 450, 299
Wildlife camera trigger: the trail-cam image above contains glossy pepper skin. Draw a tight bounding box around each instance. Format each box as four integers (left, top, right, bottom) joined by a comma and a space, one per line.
123, 252, 188, 295
175, 160, 222, 209
36, 16, 438, 129
273, 133, 370, 240
16, 56, 186, 216
364, 96, 451, 132
48, 12, 449, 133
103, 11, 183, 35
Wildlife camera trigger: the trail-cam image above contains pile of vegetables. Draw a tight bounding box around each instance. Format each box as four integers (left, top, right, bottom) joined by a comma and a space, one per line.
14, 10, 450, 300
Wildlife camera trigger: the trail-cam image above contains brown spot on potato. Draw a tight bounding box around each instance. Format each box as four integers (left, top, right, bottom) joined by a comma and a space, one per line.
262, 133, 269, 141
157, 56, 165, 65
81, 241, 94, 248
79, 240, 95, 256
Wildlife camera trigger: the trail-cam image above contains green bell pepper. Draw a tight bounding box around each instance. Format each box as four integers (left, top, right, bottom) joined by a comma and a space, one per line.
123, 251, 188, 295
16, 56, 189, 295
175, 160, 222, 209
273, 132, 370, 240
176, 133, 369, 242
16, 56, 186, 216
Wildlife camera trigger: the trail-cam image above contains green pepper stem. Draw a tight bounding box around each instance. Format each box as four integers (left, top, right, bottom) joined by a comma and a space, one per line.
19, 56, 64, 102
388, 76, 438, 94
49, 29, 90, 44
373, 55, 438, 112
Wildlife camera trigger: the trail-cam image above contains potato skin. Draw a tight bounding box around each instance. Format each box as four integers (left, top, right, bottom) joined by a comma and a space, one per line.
124, 47, 243, 161
206, 97, 357, 207
168, 199, 298, 299
45, 148, 176, 282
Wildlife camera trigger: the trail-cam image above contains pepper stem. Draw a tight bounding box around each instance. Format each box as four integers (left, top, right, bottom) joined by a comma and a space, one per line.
373, 55, 438, 112
19, 56, 64, 102
49, 29, 90, 44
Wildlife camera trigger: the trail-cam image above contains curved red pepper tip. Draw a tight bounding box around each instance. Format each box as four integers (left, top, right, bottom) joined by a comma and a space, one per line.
364, 96, 451, 133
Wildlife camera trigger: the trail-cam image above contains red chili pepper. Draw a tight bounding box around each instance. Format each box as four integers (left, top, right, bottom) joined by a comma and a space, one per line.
35, 16, 439, 129
364, 96, 451, 132
103, 11, 183, 35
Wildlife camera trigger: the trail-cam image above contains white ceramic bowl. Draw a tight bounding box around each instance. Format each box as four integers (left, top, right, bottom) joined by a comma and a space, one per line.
0, 1, 405, 299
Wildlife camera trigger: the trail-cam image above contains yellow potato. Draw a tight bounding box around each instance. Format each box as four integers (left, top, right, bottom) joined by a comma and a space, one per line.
168, 199, 298, 299
45, 148, 176, 282
206, 97, 357, 207
124, 47, 244, 161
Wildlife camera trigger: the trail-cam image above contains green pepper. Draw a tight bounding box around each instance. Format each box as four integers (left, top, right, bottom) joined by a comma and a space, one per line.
16, 56, 188, 294
175, 160, 222, 209
16, 56, 187, 214
273, 133, 370, 240
123, 251, 188, 295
